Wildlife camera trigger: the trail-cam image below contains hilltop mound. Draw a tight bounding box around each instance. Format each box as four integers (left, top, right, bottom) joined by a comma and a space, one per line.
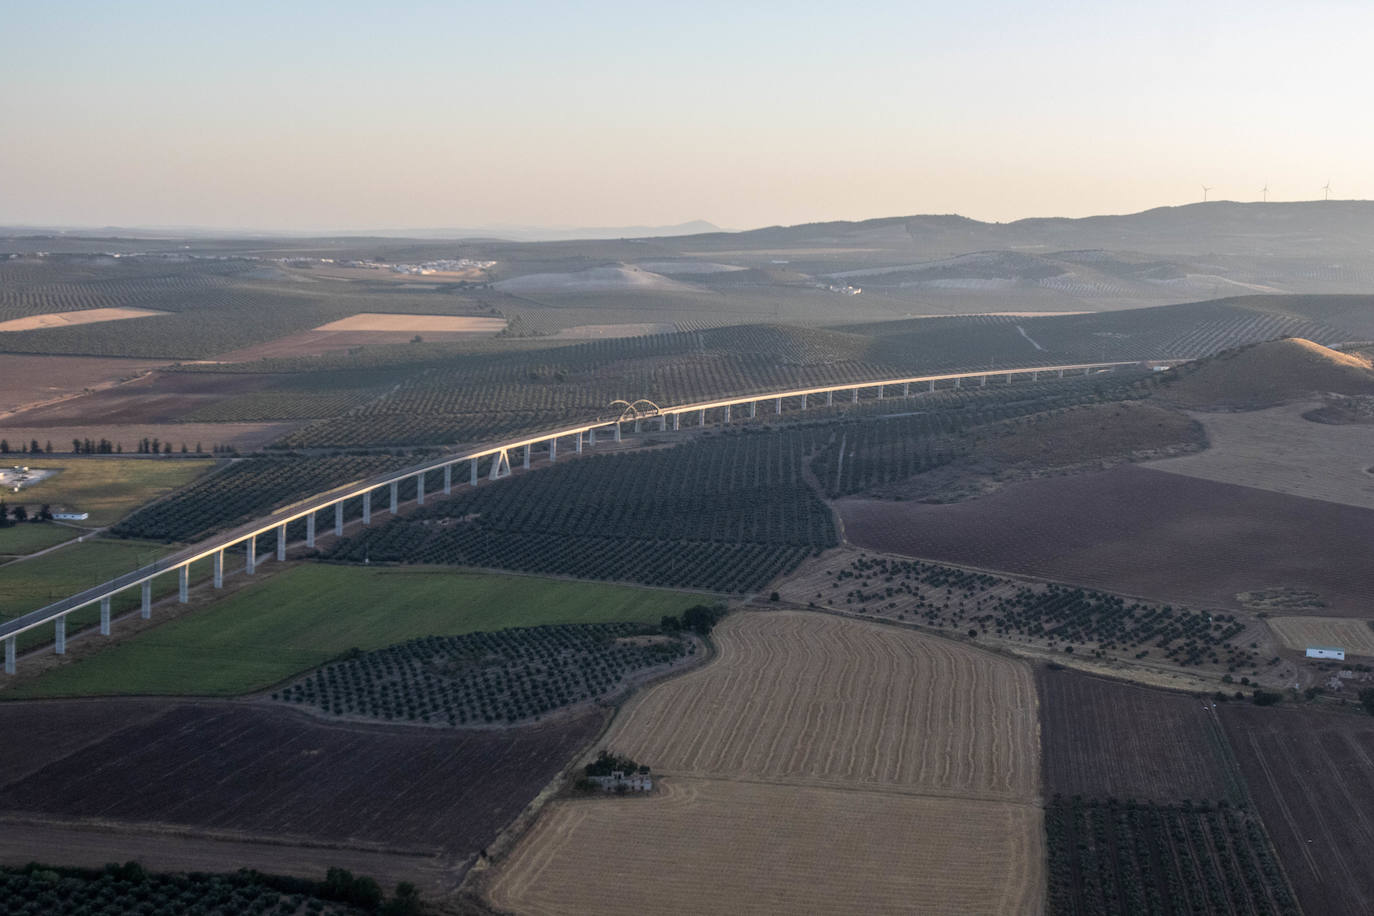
1155, 338, 1374, 408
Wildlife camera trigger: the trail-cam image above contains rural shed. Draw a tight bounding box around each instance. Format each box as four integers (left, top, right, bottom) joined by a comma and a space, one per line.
1306, 646, 1346, 660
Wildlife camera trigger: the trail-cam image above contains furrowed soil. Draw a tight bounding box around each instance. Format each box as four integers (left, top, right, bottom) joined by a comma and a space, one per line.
1220, 705, 1374, 916
1037, 666, 1242, 803
840, 465, 1374, 616
1267, 616, 1374, 656
485, 611, 1045, 915
0, 699, 603, 889
0, 307, 168, 332
312, 313, 507, 333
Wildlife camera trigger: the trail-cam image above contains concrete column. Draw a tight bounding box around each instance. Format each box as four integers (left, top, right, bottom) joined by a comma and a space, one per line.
1058, 369, 1065, 378
277, 523, 287, 561
634, 418, 642, 433
724, 405, 731, 423
826, 391, 834, 407
954, 377, 962, 389
55, 616, 66, 655
614, 424, 622, 442
524, 444, 532, 468
903, 382, 910, 397
443, 465, 452, 495
416, 474, 425, 506
100, 596, 111, 636
878, 385, 885, 400
658, 416, 667, 432
929, 379, 936, 392
246, 539, 256, 576
179, 565, 189, 602
749, 402, 756, 419
698, 409, 706, 426
801, 395, 808, 411
980, 375, 987, 387
390, 481, 399, 513
674, 414, 681, 431
576, 430, 584, 453
851, 388, 859, 404
1032, 371, 1039, 380
363, 491, 371, 525
470, 458, 478, 487
142, 580, 153, 617
213, 549, 224, 588
4, 637, 14, 675
549, 438, 558, 462
589, 428, 597, 447
334, 502, 344, 535
1008, 372, 1014, 384
306, 513, 316, 548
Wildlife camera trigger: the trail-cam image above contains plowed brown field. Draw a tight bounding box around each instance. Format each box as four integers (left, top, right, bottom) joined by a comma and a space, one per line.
486, 611, 1045, 915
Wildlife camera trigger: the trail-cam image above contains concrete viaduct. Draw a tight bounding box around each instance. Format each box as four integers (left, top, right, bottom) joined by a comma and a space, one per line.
0, 360, 1144, 675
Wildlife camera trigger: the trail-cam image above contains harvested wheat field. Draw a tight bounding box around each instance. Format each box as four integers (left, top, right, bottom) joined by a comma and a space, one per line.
312, 313, 507, 333
0, 307, 168, 332
486, 611, 1044, 915
1268, 616, 1374, 656
489, 778, 1043, 916
607, 610, 1037, 800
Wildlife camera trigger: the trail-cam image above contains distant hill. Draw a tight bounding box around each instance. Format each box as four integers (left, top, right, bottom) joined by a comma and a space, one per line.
1153, 338, 1374, 408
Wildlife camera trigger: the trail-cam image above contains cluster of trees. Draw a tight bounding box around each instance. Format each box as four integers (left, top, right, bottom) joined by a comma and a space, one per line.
0, 501, 52, 527
0, 860, 425, 915
660, 604, 728, 636
327, 429, 836, 593
0, 439, 216, 455
274, 623, 691, 727
827, 555, 1255, 670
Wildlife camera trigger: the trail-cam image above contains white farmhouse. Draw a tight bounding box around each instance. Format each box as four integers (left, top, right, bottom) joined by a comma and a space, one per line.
1306, 646, 1346, 661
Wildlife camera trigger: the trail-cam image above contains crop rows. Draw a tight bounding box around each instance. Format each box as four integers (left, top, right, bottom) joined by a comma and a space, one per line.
0, 863, 365, 916
328, 429, 836, 592
1045, 797, 1298, 915
811, 378, 1148, 495
274, 623, 692, 726
111, 454, 415, 543
825, 554, 1256, 668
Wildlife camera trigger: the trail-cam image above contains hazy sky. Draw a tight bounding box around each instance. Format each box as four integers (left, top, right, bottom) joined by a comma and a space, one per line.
4, 1, 1371, 231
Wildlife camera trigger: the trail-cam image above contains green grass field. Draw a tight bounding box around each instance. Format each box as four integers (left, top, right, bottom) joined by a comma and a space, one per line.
3, 564, 709, 699
0, 522, 80, 558
5, 458, 214, 527
0, 538, 196, 652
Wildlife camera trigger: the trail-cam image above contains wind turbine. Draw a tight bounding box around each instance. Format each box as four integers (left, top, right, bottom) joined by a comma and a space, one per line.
1322, 180, 1332, 201
1261, 181, 1269, 203
1202, 185, 1213, 202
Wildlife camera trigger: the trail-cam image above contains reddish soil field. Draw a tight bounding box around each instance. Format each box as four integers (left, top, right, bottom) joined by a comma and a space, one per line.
1220, 705, 1374, 916
0, 355, 169, 417
1037, 667, 1242, 803
0, 699, 601, 864
3, 371, 282, 426
840, 465, 1374, 616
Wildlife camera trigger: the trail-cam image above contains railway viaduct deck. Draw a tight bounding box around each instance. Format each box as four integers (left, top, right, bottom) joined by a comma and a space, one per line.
1, 360, 1149, 674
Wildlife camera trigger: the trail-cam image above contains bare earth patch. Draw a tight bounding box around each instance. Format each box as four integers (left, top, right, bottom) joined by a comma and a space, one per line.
0, 307, 168, 332
1148, 401, 1374, 510
312, 313, 507, 333
840, 465, 1374, 617
0, 356, 168, 417
551, 323, 676, 339
1268, 617, 1374, 656
485, 611, 1044, 915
